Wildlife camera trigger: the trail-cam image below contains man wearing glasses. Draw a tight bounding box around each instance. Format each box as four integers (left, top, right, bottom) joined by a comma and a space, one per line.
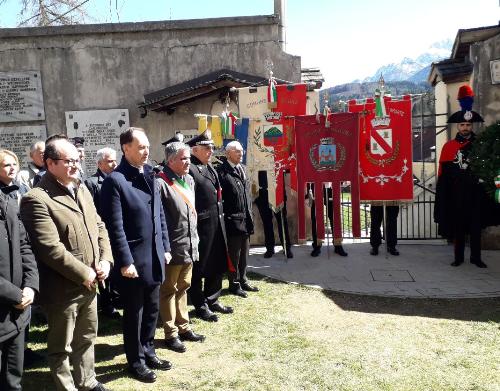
21, 137, 113, 391
186, 130, 233, 322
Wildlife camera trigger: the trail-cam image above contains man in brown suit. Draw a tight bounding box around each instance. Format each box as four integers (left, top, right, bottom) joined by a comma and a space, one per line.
21, 138, 113, 391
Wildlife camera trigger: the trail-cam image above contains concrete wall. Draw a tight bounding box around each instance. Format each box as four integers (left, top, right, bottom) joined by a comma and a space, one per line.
0, 16, 301, 163
471, 33, 500, 126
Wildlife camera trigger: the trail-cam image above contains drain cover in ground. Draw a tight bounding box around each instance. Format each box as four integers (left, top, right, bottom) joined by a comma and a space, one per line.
370, 269, 414, 282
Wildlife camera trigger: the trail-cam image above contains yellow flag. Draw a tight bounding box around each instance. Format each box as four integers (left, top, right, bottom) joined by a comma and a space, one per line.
210, 116, 223, 148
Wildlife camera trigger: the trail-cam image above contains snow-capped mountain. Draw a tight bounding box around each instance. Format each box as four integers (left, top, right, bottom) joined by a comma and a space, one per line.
362, 39, 453, 82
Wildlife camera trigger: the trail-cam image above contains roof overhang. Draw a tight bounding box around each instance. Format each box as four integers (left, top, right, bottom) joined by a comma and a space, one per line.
451, 24, 500, 59
139, 68, 290, 113
428, 59, 473, 86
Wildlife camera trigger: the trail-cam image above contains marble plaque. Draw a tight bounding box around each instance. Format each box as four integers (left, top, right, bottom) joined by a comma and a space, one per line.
0, 125, 47, 168
65, 109, 129, 175
0, 71, 45, 122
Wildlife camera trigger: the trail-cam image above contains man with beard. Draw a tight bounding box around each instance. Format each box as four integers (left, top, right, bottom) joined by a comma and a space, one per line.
434, 85, 493, 268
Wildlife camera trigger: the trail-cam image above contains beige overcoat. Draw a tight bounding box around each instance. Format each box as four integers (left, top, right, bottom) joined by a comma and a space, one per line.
20, 171, 113, 304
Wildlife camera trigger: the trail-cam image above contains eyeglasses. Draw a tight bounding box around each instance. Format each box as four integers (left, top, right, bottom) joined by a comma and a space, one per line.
53, 158, 79, 167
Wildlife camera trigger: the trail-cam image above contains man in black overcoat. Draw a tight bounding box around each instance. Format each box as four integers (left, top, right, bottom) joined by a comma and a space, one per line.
187, 130, 233, 322
101, 128, 171, 383
217, 141, 258, 298
0, 185, 39, 390
84, 147, 119, 318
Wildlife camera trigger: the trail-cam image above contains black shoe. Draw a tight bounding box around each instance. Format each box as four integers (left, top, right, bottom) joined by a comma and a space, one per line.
179, 330, 206, 342
370, 247, 378, 256
263, 249, 274, 258
145, 355, 172, 370
209, 302, 234, 314
334, 245, 348, 257
471, 259, 488, 268
310, 247, 321, 257
286, 249, 294, 258
388, 247, 399, 256
451, 260, 464, 267
164, 337, 186, 353
195, 307, 218, 322
241, 282, 259, 292
90, 382, 110, 391
128, 365, 157, 383
229, 287, 248, 298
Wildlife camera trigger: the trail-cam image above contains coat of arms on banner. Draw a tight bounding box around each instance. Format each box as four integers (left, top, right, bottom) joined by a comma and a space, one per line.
348, 77, 413, 201
309, 137, 346, 171
370, 127, 393, 156
263, 124, 284, 146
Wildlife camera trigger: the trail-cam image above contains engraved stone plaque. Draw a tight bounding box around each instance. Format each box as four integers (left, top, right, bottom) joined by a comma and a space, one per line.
0, 71, 45, 122
65, 109, 129, 175
0, 125, 47, 168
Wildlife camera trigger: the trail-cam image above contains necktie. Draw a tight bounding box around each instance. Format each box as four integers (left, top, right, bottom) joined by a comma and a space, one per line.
237, 165, 245, 180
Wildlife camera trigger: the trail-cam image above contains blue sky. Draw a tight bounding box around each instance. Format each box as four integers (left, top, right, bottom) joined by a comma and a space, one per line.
1, 0, 499, 85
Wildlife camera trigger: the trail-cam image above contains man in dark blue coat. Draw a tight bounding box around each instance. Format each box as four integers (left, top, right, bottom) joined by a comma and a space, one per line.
101, 128, 171, 384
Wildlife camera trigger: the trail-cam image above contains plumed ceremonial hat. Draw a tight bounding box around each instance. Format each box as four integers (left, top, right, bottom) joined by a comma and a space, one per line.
447, 85, 484, 124
161, 131, 184, 146
185, 129, 214, 147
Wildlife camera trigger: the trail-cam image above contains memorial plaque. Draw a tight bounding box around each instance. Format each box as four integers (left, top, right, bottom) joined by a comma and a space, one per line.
0, 125, 47, 168
0, 71, 45, 122
65, 109, 129, 175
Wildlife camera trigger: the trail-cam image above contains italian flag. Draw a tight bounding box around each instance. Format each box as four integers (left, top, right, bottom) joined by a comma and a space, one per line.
323, 105, 331, 127
267, 77, 278, 109
221, 111, 238, 138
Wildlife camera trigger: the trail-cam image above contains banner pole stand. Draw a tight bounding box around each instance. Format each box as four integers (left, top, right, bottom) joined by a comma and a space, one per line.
281, 207, 288, 263
383, 201, 388, 259
325, 184, 330, 260
281, 170, 288, 263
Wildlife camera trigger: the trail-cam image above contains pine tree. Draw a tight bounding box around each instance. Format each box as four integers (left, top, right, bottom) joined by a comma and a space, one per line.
469, 122, 500, 199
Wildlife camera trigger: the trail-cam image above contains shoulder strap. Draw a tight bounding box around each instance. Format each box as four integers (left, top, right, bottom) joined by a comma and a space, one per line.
158, 172, 196, 216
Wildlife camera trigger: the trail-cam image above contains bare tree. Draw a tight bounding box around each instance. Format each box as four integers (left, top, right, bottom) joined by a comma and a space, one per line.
2, 0, 92, 27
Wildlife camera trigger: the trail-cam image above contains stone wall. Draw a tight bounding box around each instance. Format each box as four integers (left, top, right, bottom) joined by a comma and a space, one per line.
471, 33, 500, 126
0, 16, 301, 163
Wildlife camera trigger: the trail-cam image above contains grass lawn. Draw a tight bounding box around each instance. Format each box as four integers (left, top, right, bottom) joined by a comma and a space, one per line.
24, 274, 500, 391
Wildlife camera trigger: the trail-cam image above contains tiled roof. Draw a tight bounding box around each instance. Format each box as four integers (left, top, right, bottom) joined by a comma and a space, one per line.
141, 69, 289, 111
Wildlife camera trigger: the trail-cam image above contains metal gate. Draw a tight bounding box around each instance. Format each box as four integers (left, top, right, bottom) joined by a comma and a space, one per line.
334, 93, 446, 240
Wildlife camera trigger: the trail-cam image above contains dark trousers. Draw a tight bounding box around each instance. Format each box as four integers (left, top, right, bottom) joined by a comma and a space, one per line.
310, 187, 342, 247
0, 328, 25, 390
190, 266, 223, 309
119, 280, 159, 369
370, 205, 400, 249
98, 280, 118, 313
255, 191, 291, 252
227, 234, 250, 289
454, 215, 482, 263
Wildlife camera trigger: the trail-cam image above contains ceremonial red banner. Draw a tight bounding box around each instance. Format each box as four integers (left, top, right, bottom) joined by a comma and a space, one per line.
263, 84, 307, 207
348, 96, 414, 201
295, 113, 361, 240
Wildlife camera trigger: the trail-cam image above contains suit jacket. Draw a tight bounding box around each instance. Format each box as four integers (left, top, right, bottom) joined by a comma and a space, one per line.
217, 159, 254, 236
20, 171, 112, 305
18, 162, 45, 189
100, 158, 170, 287
84, 169, 106, 216
189, 156, 228, 273
157, 166, 198, 265
0, 186, 39, 343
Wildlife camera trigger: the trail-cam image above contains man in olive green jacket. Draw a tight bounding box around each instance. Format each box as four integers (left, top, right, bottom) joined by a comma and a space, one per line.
21, 138, 113, 391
